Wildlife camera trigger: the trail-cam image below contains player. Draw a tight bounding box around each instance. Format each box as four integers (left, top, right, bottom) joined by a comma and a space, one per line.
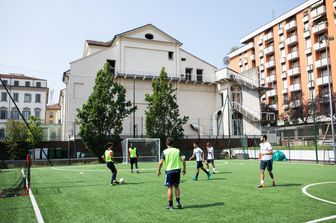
258, 135, 275, 188
101, 142, 118, 185
205, 142, 216, 174
157, 137, 186, 210
189, 142, 211, 180
128, 143, 139, 173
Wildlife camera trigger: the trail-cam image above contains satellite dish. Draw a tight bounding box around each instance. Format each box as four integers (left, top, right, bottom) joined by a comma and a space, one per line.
223, 56, 230, 66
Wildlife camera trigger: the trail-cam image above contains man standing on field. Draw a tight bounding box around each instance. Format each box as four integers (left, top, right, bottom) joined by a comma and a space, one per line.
128, 143, 139, 174
258, 135, 275, 188
157, 137, 186, 210
102, 142, 118, 185
189, 142, 211, 181
205, 142, 216, 174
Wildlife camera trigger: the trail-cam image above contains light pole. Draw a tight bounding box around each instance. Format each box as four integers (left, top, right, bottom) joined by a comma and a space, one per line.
320, 35, 335, 163
308, 69, 318, 163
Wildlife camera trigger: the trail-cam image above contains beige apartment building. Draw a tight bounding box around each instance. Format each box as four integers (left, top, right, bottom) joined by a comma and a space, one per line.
228, 0, 336, 123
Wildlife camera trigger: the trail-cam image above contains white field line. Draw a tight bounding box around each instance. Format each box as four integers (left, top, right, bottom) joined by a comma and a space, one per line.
302, 182, 336, 205
306, 215, 336, 223
29, 188, 44, 223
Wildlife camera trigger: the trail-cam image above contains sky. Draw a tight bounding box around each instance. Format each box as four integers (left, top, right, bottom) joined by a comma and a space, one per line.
0, 0, 305, 104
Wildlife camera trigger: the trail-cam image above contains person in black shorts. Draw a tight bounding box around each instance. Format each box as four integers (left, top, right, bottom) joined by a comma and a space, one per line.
258, 135, 275, 188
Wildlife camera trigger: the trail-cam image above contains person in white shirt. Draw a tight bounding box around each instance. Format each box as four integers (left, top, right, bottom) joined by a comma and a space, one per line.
205, 142, 216, 174
258, 135, 275, 188
189, 142, 211, 181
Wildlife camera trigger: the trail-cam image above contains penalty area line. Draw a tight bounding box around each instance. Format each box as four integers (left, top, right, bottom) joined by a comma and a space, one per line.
29, 188, 44, 223
306, 215, 336, 223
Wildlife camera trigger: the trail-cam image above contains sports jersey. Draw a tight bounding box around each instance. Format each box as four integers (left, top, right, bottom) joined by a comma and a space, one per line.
161, 147, 182, 171
259, 142, 273, 161
193, 147, 203, 161
207, 147, 214, 160
104, 149, 113, 163
129, 147, 137, 158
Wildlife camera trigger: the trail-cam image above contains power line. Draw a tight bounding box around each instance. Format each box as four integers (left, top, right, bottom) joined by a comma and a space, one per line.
0, 63, 60, 76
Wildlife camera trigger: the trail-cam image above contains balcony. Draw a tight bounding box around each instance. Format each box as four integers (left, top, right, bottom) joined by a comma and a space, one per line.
265, 74, 276, 83
282, 88, 288, 94
303, 30, 310, 38
288, 67, 301, 77
265, 60, 275, 69
287, 51, 299, 61
243, 57, 248, 64
269, 104, 278, 110
250, 55, 255, 61
317, 76, 331, 86
289, 83, 302, 92
315, 57, 330, 69
264, 45, 274, 55
312, 21, 328, 34
258, 51, 263, 58
302, 15, 309, 23
305, 47, 312, 54
238, 60, 243, 66
313, 41, 327, 51
306, 64, 313, 72
285, 20, 297, 32
259, 64, 265, 71
260, 78, 265, 85
286, 35, 298, 46
279, 41, 285, 49
281, 71, 287, 79
311, 5, 326, 18
308, 81, 314, 89
280, 57, 286, 64
266, 89, 277, 97
263, 32, 274, 42
258, 38, 263, 45
278, 28, 283, 35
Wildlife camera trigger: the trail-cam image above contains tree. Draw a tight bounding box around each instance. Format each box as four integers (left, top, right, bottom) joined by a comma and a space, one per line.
229, 46, 240, 53
145, 67, 188, 148
314, 89, 336, 121
27, 116, 43, 148
77, 63, 136, 156
4, 120, 28, 159
286, 92, 311, 124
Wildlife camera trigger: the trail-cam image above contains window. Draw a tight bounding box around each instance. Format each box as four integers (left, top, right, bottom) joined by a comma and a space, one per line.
305, 37, 311, 48
281, 64, 286, 72
22, 108, 31, 120
280, 49, 286, 58
145, 33, 154, 40
185, 68, 192, 81
13, 93, 19, 102
293, 76, 300, 84
36, 82, 41, 88
306, 53, 312, 65
181, 58, 186, 61
1, 92, 7, 101
196, 69, 203, 82
279, 33, 284, 42
304, 22, 309, 32
49, 111, 54, 119
282, 79, 288, 89
35, 94, 41, 103
291, 60, 299, 68
0, 129, 4, 139
107, 60, 116, 74
320, 50, 327, 59
168, 52, 174, 60
14, 81, 19, 86
24, 94, 31, 102
34, 108, 41, 118
321, 67, 328, 77
11, 109, 19, 119
2, 80, 7, 86
0, 108, 8, 119
25, 81, 30, 87
291, 45, 298, 52
278, 23, 283, 29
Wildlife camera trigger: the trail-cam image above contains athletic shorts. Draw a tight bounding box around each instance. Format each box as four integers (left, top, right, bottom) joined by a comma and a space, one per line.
260, 160, 273, 171
206, 159, 214, 164
196, 161, 203, 168
130, 157, 137, 164
107, 162, 116, 172
165, 169, 181, 187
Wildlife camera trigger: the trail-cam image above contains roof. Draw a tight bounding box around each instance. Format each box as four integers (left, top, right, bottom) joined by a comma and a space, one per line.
86, 23, 183, 47
0, 73, 46, 81
46, 103, 61, 110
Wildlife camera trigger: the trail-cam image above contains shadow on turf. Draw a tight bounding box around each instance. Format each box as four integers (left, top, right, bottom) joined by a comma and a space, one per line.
212, 172, 232, 175
273, 183, 302, 187
183, 202, 224, 209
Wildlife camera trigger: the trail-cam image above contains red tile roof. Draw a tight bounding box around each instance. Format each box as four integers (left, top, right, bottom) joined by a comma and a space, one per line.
46, 103, 61, 110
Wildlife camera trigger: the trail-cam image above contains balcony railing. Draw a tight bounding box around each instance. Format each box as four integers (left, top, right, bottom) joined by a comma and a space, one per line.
311, 5, 326, 18
303, 30, 310, 38
258, 51, 263, 58
243, 57, 248, 64
282, 88, 288, 94
264, 45, 274, 55
302, 15, 309, 23
306, 64, 313, 72
313, 41, 327, 51
263, 32, 274, 42
315, 57, 330, 69
280, 57, 286, 64
265, 74, 276, 83
278, 28, 284, 35
288, 67, 301, 77
258, 38, 263, 45
281, 71, 287, 79
286, 35, 298, 46
312, 21, 328, 34
265, 60, 275, 69
266, 89, 277, 97
238, 60, 243, 66
259, 64, 264, 71
250, 55, 255, 61
269, 104, 278, 110
288, 83, 301, 92
305, 47, 312, 54
285, 20, 297, 32
279, 41, 285, 49
287, 51, 299, 61
317, 75, 331, 86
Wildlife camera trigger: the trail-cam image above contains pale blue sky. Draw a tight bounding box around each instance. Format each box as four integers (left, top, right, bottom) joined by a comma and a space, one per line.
0, 0, 305, 103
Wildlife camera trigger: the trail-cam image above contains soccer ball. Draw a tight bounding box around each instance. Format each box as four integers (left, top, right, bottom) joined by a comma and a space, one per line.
119, 178, 125, 184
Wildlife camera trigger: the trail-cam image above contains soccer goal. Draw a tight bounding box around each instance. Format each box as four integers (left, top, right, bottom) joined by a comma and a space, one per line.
121, 138, 160, 163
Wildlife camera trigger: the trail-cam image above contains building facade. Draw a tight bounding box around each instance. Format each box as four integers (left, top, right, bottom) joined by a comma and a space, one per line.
46, 103, 61, 124
61, 24, 263, 140
228, 0, 336, 124
0, 73, 48, 139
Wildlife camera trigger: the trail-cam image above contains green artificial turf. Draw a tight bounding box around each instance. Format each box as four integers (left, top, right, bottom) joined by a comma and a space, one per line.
0, 160, 335, 223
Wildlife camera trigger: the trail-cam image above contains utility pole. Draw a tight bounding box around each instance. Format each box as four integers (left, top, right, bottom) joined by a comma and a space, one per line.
308, 69, 318, 163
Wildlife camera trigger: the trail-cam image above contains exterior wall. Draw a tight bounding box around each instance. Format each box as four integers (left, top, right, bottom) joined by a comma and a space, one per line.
46, 108, 61, 124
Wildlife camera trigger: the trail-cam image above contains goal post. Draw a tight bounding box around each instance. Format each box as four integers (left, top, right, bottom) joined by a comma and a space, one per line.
121, 138, 160, 163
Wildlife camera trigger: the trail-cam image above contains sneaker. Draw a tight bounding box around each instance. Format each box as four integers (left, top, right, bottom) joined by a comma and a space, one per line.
176, 203, 183, 209
257, 185, 264, 188
213, 171, 216, 174
208, 172, 212, 180
131, 170, 133, 174
166, 205, 173, 210
192, 176, 198, 181
112, 180, 119, 185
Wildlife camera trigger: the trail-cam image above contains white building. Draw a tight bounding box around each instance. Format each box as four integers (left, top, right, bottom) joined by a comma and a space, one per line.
0, 73, 48, 139
61, 24, 264, 140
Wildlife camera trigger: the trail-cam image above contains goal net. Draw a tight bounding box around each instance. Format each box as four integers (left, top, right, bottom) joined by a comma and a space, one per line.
121, 138, 160, 163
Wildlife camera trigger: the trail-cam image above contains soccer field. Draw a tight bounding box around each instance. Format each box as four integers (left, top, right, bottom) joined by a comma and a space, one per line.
1, 160, 335, 223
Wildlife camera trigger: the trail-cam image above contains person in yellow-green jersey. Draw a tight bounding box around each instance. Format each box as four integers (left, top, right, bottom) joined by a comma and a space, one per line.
101, 142, 118, 185
157, 137, 186, 210
128, 143, 139, 173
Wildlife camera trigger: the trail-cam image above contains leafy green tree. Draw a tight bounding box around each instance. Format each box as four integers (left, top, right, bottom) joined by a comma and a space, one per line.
77, 63, 136, 156
4, 120, 28, 159
145, 67, 188, 148
229, 46, 240, 53
27, 116, 43, 148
